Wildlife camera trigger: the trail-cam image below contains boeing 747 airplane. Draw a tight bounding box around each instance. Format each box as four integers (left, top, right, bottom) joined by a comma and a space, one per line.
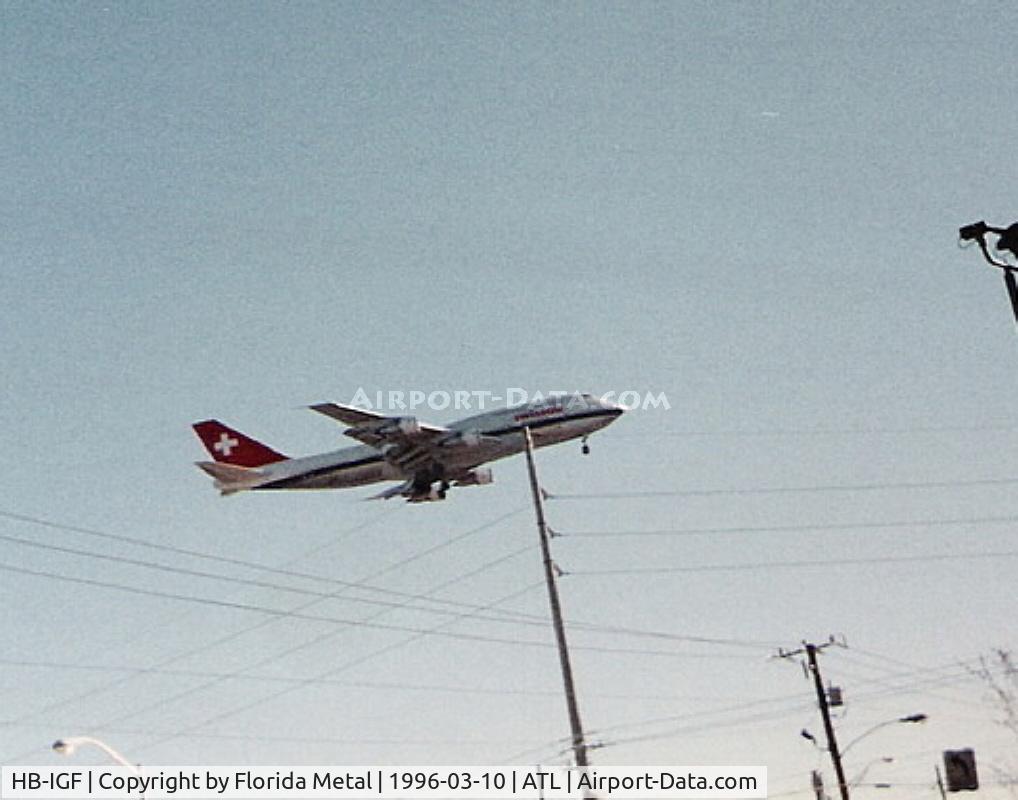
193, 393, 623, 502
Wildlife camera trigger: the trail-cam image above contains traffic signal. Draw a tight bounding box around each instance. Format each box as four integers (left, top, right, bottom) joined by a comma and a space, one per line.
943, 749, 978, 792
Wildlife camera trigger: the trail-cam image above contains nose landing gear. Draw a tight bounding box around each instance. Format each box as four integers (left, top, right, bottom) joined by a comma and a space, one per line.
581, 436, 590, 455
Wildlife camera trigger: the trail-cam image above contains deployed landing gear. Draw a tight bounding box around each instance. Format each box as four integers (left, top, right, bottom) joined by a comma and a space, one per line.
407, 481, 448, 503
408, 473, 449, 502
581, 436, 590, 455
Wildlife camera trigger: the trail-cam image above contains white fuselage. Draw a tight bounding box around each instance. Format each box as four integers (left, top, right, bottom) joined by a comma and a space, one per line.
252, 395, 622, 491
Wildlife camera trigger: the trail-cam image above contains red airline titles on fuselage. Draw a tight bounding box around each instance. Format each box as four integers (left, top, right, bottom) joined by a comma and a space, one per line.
513, 404, 564, 423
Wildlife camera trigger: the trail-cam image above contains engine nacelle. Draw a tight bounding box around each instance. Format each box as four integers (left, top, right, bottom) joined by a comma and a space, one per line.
459, 430, 482, 447
382, 417, 420, 436
455, 467, 493, 487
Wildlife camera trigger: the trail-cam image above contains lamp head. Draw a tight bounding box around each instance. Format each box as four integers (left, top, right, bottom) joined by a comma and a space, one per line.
960, 221, 988, 241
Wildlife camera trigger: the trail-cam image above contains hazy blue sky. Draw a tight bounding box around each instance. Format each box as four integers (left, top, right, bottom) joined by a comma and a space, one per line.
5, 2, 1018, 797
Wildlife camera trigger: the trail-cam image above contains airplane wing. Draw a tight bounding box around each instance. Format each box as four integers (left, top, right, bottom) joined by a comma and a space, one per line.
308, 402, 448, 451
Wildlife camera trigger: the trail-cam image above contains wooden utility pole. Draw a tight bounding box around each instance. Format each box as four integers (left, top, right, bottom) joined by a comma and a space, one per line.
806, 643, 850, 800
811, 769, 825, 800
779, 640, 849, 800
522, 427, 589, 768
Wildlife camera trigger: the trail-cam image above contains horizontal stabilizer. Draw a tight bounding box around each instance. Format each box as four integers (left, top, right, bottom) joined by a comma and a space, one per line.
196, 461, 267, 495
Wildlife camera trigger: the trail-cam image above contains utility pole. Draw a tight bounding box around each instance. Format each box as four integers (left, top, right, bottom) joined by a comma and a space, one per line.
780, 640, 849, 800
522, 426, 589, 768
935, 765, 947, 800
805, 642, 849, 800
811, 769, 825, 800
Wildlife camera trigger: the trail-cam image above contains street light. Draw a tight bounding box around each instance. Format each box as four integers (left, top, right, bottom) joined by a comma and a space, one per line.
52, 736, 139, 773
849, 756, 894, 787
959, 219, 1018, 325
841, 714, 927, 756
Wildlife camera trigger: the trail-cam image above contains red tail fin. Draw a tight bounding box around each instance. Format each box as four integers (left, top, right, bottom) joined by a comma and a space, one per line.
192, 420, 289, 467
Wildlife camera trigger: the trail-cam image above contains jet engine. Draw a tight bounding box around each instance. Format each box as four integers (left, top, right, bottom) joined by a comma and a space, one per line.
442, 430, 494, 449
381, 417, 420, 436
459, 431, 482, 447
454, 467, 494, 487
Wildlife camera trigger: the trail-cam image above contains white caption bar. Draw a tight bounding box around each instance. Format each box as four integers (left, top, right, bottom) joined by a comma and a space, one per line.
2, 766, 766, 800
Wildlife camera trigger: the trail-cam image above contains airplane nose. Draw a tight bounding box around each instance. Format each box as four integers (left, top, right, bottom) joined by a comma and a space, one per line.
601, 398, 625, 415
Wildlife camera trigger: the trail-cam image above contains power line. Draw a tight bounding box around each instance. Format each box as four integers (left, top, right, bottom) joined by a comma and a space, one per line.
2, 500, 794, 759
586, 691, 811, 740
144, 580, 552, 755
507, 655, 993, 763
0, 507, 536, 620
2, 718, 537, 749
546, 476, 1018, 501
102, 570, 546, 759
600, 702, 815, 751
506, 694, 816, 762
1, 536, 748, 760
573, 549, 1018, 576
502, 653, 991, 764
0, 509, 384, 579
594, 651, 965, 757
1, 507, 524, 745
831, 648, 983, 689
0, 553, 563, 761
834, 666, 982, 705
0, 527, 556, 630
611, 423, 1018, 438
0, 558, 559, 649
1, 504, 403, 747
563, 619, 782, 650
1, 517, 543, 742
830, 647, 981, 683
0, 508, 777, 651
126, 567, 769, 760
0, 657, 715, 703
560, 513, 1018, 539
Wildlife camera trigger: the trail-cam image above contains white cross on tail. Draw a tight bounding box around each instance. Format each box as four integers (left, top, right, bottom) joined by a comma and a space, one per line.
214, 432, 239, 457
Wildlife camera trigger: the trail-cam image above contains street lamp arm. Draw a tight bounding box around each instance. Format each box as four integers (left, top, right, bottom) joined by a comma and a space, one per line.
976, 237, 1014, 270
841, 714, 927, 757
848, 757, 894, 787
52, 737, 139, 773
841, 721, 894, 756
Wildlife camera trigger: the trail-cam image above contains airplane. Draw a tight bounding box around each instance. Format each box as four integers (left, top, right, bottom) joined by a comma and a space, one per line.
192, 393, 624, 502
